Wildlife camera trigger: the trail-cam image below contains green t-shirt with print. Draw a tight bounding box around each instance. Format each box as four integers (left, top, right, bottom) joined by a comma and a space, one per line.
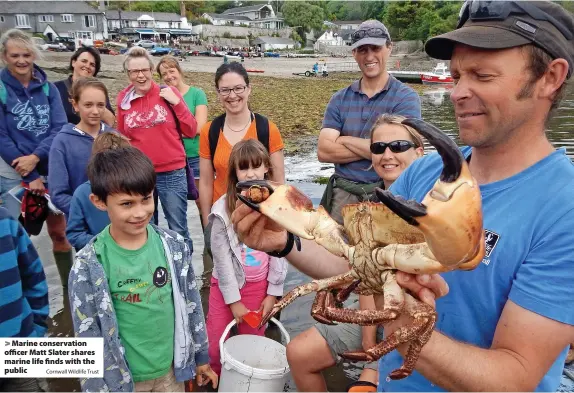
94, 225, 175, 382
182, 86, 208, 158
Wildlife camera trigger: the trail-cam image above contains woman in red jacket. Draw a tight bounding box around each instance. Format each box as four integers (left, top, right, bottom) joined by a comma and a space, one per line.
116, 47, 197, 241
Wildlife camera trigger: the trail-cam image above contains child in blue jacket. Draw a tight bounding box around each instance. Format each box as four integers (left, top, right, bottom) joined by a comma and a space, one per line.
49, 77, 115, 217
65, 132, 130, 251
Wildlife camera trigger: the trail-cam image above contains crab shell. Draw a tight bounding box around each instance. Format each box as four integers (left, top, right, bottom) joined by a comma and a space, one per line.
239, 117, 485, 272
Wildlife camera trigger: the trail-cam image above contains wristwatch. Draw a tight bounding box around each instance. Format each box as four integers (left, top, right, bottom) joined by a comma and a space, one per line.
267, 232, 301, 258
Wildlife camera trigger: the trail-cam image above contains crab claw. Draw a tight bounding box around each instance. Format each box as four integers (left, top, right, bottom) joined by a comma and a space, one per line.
236, 180, 276, 212
236, 180, 351, 259
375, 118, 484, 268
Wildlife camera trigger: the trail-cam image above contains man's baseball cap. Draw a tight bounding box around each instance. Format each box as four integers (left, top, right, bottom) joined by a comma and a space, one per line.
425, 1, 574, 78
350, 20, 391, 50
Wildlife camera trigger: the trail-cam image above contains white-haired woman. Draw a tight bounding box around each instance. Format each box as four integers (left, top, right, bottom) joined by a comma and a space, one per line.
116, 47, 197, 241
0, 29, 73, 289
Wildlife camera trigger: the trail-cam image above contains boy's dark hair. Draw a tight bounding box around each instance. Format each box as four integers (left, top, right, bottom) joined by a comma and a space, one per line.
69, 46, 102, 76
87, 146, 156, 202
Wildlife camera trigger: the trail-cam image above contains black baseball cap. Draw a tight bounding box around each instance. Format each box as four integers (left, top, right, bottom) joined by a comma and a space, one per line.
425, 1, 574, 78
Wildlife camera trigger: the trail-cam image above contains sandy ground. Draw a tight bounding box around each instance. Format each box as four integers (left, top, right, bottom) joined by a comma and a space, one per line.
36, 50, 436, 78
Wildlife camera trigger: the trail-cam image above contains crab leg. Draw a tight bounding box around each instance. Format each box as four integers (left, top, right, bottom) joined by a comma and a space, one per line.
315, 271, 404, 329
375, 118, 484, 268
257, 271, 356, 328
344, 293, 436, 380
386, 294, 436, 380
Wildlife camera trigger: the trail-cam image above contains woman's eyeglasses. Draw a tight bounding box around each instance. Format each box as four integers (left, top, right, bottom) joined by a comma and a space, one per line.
370, 140, 416, 154
217, 85, 247, 96
127, 68, 152, 77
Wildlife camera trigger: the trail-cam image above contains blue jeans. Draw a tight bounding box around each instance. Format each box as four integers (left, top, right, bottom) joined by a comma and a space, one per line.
0, 176, 22, 220
187, 156, 200, 180
152, 168, 191, 241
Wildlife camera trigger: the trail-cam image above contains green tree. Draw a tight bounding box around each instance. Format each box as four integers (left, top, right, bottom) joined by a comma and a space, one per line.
282, 2, 325, 47
212, 1, 236, 14
325, 2, 363, 21
360, 1, 385, 21
383, 1, 461, 42
282, 2, 325, 32
554, 0, 574, 14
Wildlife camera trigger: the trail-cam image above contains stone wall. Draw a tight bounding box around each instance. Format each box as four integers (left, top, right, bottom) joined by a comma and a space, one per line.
202, 37, 250, 48
313, 39, 423, 56
192, 24, 293, 39
392, 40, 424, 54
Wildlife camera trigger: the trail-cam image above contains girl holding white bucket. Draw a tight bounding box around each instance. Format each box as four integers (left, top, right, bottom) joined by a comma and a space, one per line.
206, 139, 288, 376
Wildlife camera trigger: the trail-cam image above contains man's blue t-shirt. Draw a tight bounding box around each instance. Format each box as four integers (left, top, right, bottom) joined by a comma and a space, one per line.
378, 147, 574, 392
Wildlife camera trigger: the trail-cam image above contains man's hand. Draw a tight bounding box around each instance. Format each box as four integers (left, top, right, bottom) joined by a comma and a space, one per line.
159, 87, 181, 105
195, 364, 218, 389
258, 295, 277, 316
231, 198, 288, 253
12, 155, 39, 177
27, 178, 45, 195
229, 301, 250, 323
395, 272, 449, 308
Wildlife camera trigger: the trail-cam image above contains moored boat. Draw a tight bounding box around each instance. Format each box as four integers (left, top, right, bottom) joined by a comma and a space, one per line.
420, 62, 454, 85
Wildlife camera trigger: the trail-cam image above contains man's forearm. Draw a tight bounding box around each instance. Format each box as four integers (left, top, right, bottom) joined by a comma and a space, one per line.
286, 239, 350, 279
338, 136, 371, 160
318, 139, 363, 164
411, 331, 534, 391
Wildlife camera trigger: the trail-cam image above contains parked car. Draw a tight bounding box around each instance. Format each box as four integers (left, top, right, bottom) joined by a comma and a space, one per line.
46, 41, 67, 51
32, 37, 49, 51
264, 52, 280, 58
135, 40, 156, 49
54, 37, 75, 51
149, 47, 171, 56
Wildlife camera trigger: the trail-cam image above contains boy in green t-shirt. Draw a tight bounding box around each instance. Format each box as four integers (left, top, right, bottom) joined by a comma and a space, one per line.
69, 146, 217, 392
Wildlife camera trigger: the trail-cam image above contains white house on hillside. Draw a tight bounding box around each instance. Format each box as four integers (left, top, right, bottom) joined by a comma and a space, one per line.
105, 10, 193, 40
252, 36, 296, 51
202, 4, 284, 29
314, 30, 343, 51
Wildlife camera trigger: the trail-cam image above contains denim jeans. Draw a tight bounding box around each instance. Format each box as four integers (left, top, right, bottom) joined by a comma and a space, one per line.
187, 156, 200, 180
152, 168, 191, 242
0, 175, 22, 220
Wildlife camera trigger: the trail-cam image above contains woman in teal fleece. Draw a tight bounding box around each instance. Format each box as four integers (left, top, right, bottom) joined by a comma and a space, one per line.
0, 28, 72, 289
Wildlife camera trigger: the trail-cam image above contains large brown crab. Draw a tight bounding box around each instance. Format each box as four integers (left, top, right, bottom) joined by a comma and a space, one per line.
237, 118, 485, 379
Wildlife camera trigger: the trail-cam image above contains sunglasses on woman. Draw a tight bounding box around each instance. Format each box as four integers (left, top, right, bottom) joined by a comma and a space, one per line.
370, 140, 416, 154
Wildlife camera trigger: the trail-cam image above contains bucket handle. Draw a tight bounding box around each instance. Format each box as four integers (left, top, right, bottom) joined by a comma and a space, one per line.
219, 317, 290, 365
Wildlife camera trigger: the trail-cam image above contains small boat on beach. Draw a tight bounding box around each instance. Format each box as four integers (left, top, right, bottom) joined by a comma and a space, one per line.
420, 62, 454, 85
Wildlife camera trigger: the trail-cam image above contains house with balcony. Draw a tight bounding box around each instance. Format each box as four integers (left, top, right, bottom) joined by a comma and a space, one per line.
0, 1, 106, 42
105, 10, 193, 41
332, 20, 362, 31
202, 4, 284, 29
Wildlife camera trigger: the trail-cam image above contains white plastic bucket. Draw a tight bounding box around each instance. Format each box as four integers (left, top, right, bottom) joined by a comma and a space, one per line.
218, 317, 291, 392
